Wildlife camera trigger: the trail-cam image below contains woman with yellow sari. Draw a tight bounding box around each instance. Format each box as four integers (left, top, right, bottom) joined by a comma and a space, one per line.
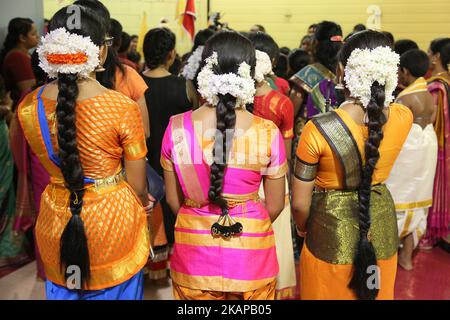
292, 30, 413, 300
424, 38, 450, 250
16, 6, 152, 300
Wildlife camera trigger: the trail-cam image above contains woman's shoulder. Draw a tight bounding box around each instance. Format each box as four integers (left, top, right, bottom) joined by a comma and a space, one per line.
389, 102, 413, 123
252, 113, 280, 132
4, 50, 29, 63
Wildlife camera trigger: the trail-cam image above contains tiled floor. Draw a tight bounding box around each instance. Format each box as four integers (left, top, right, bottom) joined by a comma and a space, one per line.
0, 247, 448, 300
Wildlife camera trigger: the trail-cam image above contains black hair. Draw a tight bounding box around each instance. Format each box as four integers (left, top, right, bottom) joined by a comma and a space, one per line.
430, 38, 450, 71
288, 48, 310, 76
382, 31, 394, 47
169, 54, 182, 75
31, 49, 47, 86
308, 24, 317, 30
74, 0, 111, 30
200, 31, 255, 216
130, 34, 138, 41
274, 54, 288, 79
109, 19, 123, 49
0, 75, 6, 101
338, 30, 392, 300
353, 24, 366, 32
394, 39, 418, 56
127, 51, 141, 64
280, 47, 290, 56
48, 4, 107, 288
252, 24, 266, 33
248, 32, 279, 64
400, 49, 430, 78
0, 18, 34, 67
313, 21, 343, 72
193, 28, 215, 51
300, 35, 312, 46
119, 32, 131, 54
143, 28, 176, 70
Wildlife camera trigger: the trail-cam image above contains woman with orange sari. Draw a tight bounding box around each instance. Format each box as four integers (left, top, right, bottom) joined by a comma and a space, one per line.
292, 30, 412, 300
16, 6, 152, 300
162, 31, 287, 300
424, 38, 450, 251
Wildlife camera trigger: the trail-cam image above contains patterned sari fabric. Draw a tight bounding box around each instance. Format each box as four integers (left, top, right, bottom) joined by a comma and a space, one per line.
295, 105, 413, 300
425, 77, 450, 245
17, 87, 150, 291
0, 119, 30, 268
161, 111, 287, 299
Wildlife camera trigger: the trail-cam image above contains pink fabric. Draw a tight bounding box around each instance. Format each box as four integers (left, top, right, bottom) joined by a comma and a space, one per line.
170, 243, 278, 280
426, 81, 450, 244
175, 227, 274, 238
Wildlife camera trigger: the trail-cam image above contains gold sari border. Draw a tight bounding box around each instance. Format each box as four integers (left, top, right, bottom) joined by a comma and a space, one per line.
395, 199, 432, 211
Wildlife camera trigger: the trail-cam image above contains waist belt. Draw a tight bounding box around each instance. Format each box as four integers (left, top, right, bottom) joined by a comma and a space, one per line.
50, 170, 126, 192
184, 193, 260, 209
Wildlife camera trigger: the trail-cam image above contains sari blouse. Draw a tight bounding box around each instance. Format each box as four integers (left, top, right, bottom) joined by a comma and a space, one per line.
160, 111, 287, 292
17, 88, 150, 290
296, 104, 413, 189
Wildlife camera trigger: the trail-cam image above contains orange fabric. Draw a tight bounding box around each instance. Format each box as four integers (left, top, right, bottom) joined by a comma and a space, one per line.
296, 104, 413, 189
114, 65, 148, 102
299, 244, 397, 300
173, 280, 276, 300
16, 88, 150, 290
254, 89, 294, 139
150, 203, 167, 247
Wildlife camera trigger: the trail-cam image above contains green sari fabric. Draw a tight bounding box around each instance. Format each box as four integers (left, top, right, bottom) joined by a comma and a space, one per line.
0, 119, 28, 267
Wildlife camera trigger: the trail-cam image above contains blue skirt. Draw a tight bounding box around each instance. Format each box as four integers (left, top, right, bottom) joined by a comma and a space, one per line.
45, 270, 144, 300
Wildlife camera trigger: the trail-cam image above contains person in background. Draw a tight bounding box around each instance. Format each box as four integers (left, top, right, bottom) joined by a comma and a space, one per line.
280, 47, 290, 56
386, 49, 438, 270
394, 39, 419, 56
127, 34, 142, 69
0, 18, 39, 109
169, 54, 182, 76
74, 0, 150, 138
118, 32, 138, 71
141, 27, 193, 283
250, 24, 266, 33
353, 23, 366, 32
249, 32, 290, 96
292, 30, 412, 300
251, 49, 296, 300
162, 31, 286, 300
307, 24, 317, 36
274, 53, 288, 80
300, 35, 313, 56
287, 48, 311, 79
423, 38, 450, 252
382, 31, 395, 48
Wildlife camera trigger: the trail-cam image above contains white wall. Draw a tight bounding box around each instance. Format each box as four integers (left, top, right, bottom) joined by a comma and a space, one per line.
0, 0, 44, 48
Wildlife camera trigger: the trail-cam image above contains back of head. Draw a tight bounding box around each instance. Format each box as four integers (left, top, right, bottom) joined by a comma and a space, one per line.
353, 24, 366, 32
46, 5, 107, 288
394, 39, 418, 56
430, 38, 450, 71
338, 29, 397, 300
0, 17, 34, 66
248, 32, 279, 64
200, 31, 255, 220
400, 49, 429, 78
74, 0, 111, 30
382, 31, 394, 47
193, 28, 215, 51
119, 32, 131, 54
288, 48, 310, 75
143, 28, 176, 70
313, 21, 343, 72
109, 19, 123, 49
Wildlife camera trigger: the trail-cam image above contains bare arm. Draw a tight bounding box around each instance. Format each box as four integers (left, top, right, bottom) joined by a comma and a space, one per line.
186, 80, 199, 110
137, 95, 150, 138
290, 87, 305, 119
164, 169, 184, 214
263, 176, 286, 222
291, 178, 315, 231
125, 158, 149, 207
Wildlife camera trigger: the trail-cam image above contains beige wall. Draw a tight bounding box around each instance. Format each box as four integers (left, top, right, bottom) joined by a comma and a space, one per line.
43, 0, 450, 53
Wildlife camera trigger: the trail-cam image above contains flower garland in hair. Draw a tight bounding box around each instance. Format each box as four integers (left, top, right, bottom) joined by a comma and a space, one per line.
181, 45, 204, 80
197, 52, 256, 106
254, 50, 273, 83
37, 28, 100, 79
344, 46, 400, 108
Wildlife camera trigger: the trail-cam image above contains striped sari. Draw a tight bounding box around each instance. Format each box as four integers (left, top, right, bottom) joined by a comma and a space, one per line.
161, 111, 287, 299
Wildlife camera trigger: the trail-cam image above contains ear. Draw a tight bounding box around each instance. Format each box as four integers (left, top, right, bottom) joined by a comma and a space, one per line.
19, 34, 27, 44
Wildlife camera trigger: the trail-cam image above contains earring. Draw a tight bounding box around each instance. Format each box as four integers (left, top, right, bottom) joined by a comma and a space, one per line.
95, 64, 106, 72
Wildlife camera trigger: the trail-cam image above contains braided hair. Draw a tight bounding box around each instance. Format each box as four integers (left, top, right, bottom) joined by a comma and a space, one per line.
200, 31, 256, 215
48, 5, 106, 288
143, 28, 176, 70
338, 30, 392, 300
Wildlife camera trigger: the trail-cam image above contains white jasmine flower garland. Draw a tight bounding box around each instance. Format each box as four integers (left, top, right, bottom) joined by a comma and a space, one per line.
181, 45, 204, 80
37, 28, 100, 79
344, 46, 400, 108
254, 50, 273, 83
197, 52, 256, 106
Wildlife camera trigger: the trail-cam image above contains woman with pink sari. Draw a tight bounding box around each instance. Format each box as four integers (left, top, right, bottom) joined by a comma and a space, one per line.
161, 31, 287, 300
424, 38, 450, 250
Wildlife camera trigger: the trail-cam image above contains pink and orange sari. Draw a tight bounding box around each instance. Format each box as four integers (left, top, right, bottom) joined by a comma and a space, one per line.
426, 76, 450, 245
160, 111, 287, 299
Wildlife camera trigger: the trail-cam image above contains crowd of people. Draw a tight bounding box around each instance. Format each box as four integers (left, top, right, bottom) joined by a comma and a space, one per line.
0, 0, 449, 300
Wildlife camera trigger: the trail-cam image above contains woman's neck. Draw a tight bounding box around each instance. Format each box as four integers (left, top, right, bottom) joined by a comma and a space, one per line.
255, 81, 272, 97
432, 65, 448, 77
13, 44, 29, 55
143, 66, 171, 78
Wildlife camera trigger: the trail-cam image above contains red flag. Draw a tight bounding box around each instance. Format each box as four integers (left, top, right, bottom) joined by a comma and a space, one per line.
182, 0, 196, 41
